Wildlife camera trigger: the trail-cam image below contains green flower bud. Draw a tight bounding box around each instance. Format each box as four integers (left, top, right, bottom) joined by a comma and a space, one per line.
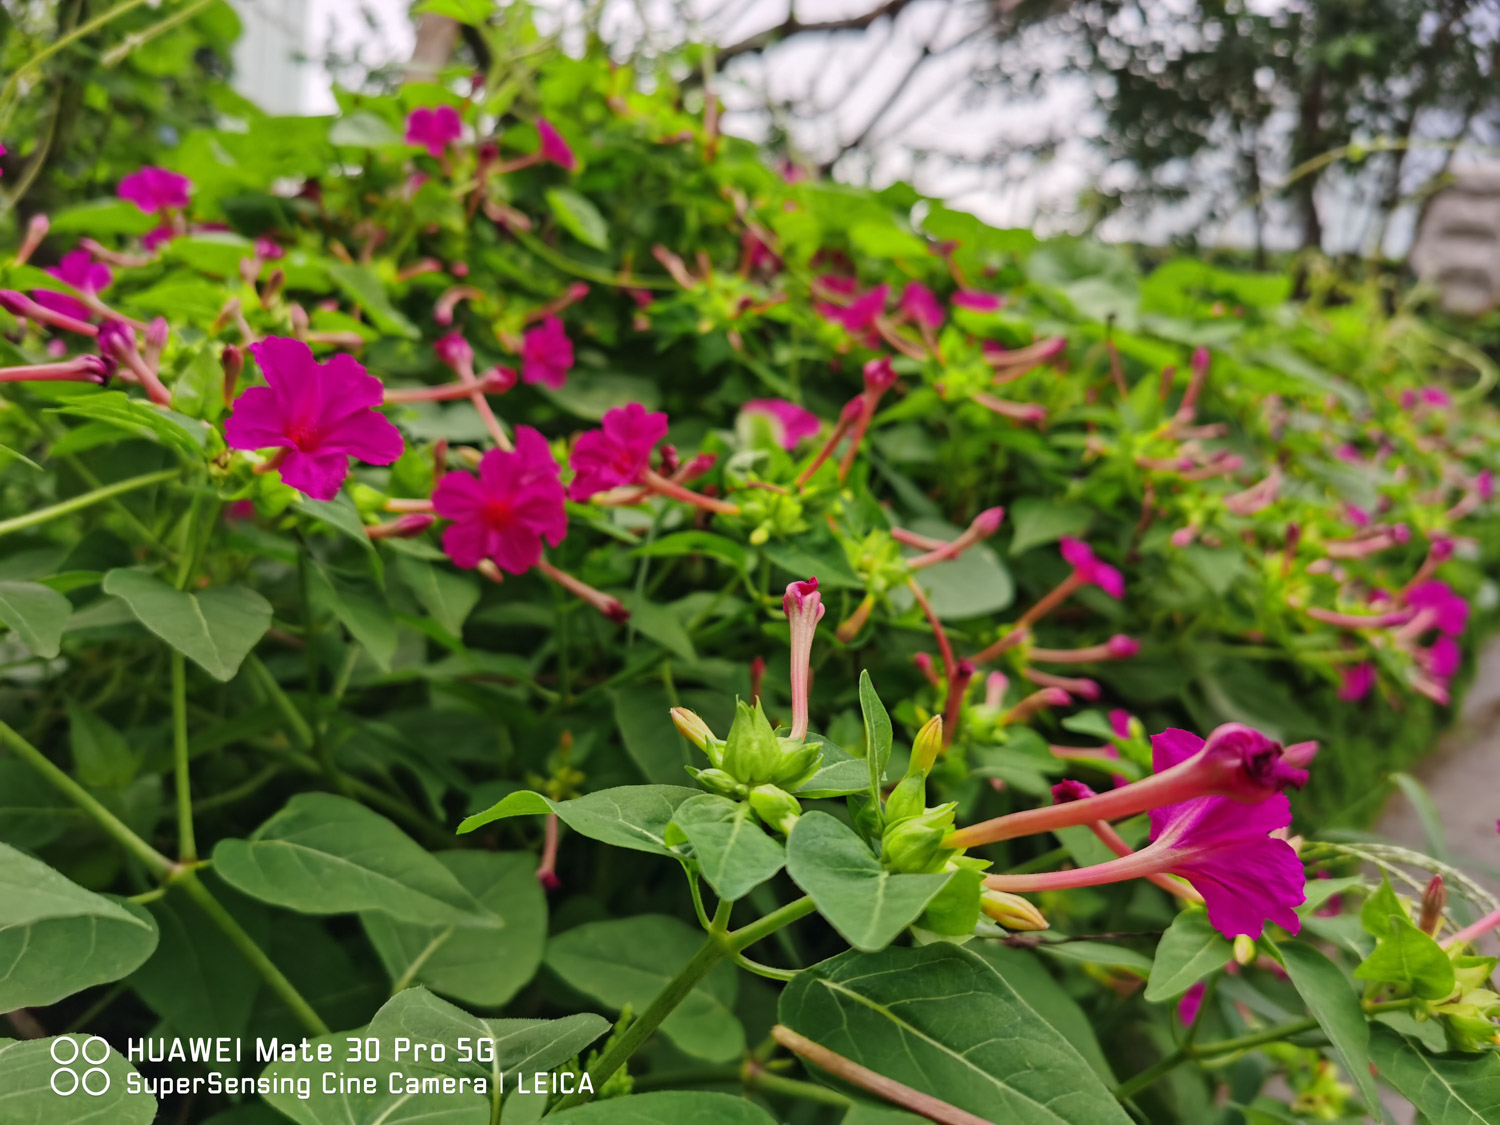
980, 889, 1049, 932
721, 699, 783, 785
1233, 934, 1257, 965
906, 715, 944, 779
1435, 990, 1500, 1052
690, 767, 746, 797
848, 794, 882, 842
884, 776, 927, 825
772, 741, 822, 790
671, 707, 723, 767
882, 802, 958, 874
748, 784, 802, 835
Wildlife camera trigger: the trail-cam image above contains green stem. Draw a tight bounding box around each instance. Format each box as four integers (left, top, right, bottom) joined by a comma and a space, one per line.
727, 895, 817, 950
0, 0, 155, 125
246, 654, 316, 752
174, 871, 329, 1036
171, 652, 195, 861
1114, 1048, 1186, 1101
0, 467, 178, 539
99, 0, 216, 67
748, 1069, 853, 1107
0, 720, 173, 877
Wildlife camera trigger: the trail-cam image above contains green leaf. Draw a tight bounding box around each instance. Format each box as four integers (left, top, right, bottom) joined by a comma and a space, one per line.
545, 187, 609, 250
857, 669, 892, 806
0, 843, 159, 1010
895, 518, 1013, 619
1144, 908, 1233, 1002
164, 233, 255, 278
0, 1037, 156, 1122
537, 372, 661, 421
1354, 912, 1456, 1000
324, 260, 420, 339
365, 986, 607, 1086
330, 111, 402, 147
1368, 1025, 1500, 1124
634, 531, 750, 572
544, 915, 744, 1062
102, 569, 272, 681
1034, 939, 1155, 976
791, 739, 872, 798
394, 553, 479, 638
0, 580, 71, 657
49, 392, 211, 456
458, 785, 701, 857
968, 944, 1115, 1082
1277, 940, 1383, 1121
307, 561, 397, 670
48, 197, 156, 236
610, 686, 693, 784
761, 536, 863, 589
212, 793, 498, 927
549, 1093, 779, 1124
785, 812, 950, 951
1008, 497, 1093, 555
622, 594, 696, 661
669, 794, 786, 901
362, 852, 546, 1007
66, 698, 140, 788
1361, 876, 1406, 938
414, 0, 497, 24
778, 944, 1131, 1123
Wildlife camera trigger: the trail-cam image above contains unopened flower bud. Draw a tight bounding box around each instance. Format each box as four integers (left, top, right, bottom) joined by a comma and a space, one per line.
721, 699, 784, 786
1419, 875, 1446, 936
221, 344, 243, 400
482, 365, 517, 393
366, 514, 435, 540
970, 506, 1005, 536
748, 784, 802, 835
1282, 740, 1319, 769
1106, 634, 1140, 658
435, 332, 473, 370
984, 672, 1008, 709
980, 889, 1049, 932
907, 715, 944, 779
671, 707, 716, 751
693, 767, 745, 797
882, 803, 958, 874
146, 316, 170, 351
884, 776, 927, 825
17, 214, 50, 265
1233, 934, 1257, 965
862, 356, 897, 393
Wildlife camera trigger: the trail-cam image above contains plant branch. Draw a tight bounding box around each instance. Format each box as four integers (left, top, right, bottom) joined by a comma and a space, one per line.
0, 467, 178, 539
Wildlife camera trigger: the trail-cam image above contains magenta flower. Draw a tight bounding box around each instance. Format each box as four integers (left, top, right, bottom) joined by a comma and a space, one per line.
434, 331, 473, 370
34, 250, 111, 321
1420, 636, 1461, 679
1406, 580, 1469, 636
741, 398, 821, 450
224, 337, 404, 501
1060, 537, 1125, 598
952, 289, 1004, 312
1178, 982, 1206, 1025
784, 578, 825, 740
141, 225, 176, 252
536, 118, 577, 171
818, 282, 888, 335
255, 236, 285, 261
899, 282, 944, 327
1109, 709, 1133, 740
521, 316, 574, 389
118, 167, 191, 214
1479, 470, 1495, 502
405, 105, 462, 158
432, 428, 567, 573
1337, 662, 1376, 703
568, 403, 668, 500
1401, 387, 1452, 410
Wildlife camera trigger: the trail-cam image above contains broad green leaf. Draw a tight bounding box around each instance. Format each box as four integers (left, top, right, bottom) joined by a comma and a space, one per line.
634, 531, 750, 572
307, 560, 397, 670
102, 569, 272, 681
1369, 1025, 1500, 1124
0, 580, 71, 657
0, 843, 159, 1010
549, 1093, 779, 1124
857, 669, 892, 805
622, 594, 696, 661
1144, 908, 1233, 1001
366, 986, 608, 1087
1361, 876, 1406, 938
457, 785, 701, 857
761, 536, 862, 589
544, 915, 744, 1062
537, 372, 660, 421
1354, 913, 1455, 1000
1277, 940, 1383, 1121
785, 812, 950, 951
362, 852, 546, 1007
1034, 939, 1155, 976
394, 553, 478, 638
164, 233, 255, 278
48, 197, 156, 236
668, 794, 786, 901
545, 187, 609, 250
0, 1036, 156, 1122
610, 687, 693, 784
324, 261, 420, 339
792, 739, 871, 798
48, 393, 211, 456
969, 944, 1115, 1082
1008, 497, 1093, 555
66, 699, 140, 788
213, 793, 497, 927
779, 944, 1131, 1123
0, 759, 77, 848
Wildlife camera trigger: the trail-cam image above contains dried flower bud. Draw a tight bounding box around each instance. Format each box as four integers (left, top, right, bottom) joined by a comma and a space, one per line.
1420, 875, 1446, 936
221, 344, 243, 400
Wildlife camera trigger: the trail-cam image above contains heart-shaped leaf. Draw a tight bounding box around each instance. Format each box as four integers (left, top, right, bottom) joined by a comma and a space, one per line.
103, 569, 271, 681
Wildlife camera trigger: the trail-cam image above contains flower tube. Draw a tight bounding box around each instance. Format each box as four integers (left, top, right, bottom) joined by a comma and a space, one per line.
783, 578, 824, 741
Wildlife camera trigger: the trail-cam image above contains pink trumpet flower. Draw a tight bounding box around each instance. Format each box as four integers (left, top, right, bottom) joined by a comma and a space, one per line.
34, 251, 112, 322
520, 316, 574, 389
783, 578, 825, 741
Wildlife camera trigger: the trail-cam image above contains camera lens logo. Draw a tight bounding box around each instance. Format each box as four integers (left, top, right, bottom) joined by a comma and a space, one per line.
50, 1036, 111, 1097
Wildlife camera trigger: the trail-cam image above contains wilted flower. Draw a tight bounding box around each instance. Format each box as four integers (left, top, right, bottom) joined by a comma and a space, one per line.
432, 428, 567, 572
223, 337, 404, 501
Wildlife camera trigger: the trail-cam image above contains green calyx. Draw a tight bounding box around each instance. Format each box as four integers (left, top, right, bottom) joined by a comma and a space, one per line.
719, 698, 822, 789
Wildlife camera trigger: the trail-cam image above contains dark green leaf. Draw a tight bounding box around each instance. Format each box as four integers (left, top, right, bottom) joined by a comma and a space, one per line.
1369, 1025, 1500, 1124
1008, 498, 1093, 555
458, 785, 701, 857
0, 1037, 156, 1121
857, 670, 892, 806
549, 1093, 778, 1124
546, 188, 609, 250
102, 569, 272, 681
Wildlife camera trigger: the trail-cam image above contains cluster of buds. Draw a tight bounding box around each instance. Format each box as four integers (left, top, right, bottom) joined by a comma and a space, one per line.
672, 699, 821, 835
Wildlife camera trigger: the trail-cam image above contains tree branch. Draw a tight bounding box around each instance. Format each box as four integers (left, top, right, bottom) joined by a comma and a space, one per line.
718, 0, 917, 64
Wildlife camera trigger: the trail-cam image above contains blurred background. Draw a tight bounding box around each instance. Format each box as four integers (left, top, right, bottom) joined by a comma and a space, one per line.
222, 0, 1500, 261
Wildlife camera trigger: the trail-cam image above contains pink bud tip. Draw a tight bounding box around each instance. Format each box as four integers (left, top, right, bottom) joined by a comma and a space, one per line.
435, 332, 473, 368
1051, 779, 1097, 803
1106, 635, 1140, 658
568, 283, 590, 300
1392, 523, 1411, 544
1040, 688, 1071, 707
1041, 337, 1066, 359
1170, 527, 1196, 548
1191, 346, 1210, 373
862, 356, 897, 392
1282, 741, 1319, 768
971, 506, 1005, 535
482, 365, 518, 393
146, 317, 170, 348
783, 576, 824, 620
537, 870, 561, 892
1073, 678, 1102, 701
395, 514, 435, 536
1430, 537, 1455, 562
956, 659, 975, 679
914, 653, 934, 672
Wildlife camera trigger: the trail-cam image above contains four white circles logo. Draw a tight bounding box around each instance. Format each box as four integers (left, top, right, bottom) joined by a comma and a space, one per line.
50, 1036, 111, 1097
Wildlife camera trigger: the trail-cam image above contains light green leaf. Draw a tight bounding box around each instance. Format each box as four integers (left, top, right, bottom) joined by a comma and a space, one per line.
1008, 497, 1093, 555
0, 843, 159, 1010
48, 393, 210, 457
544, 915, 743, 1062
414, 0, 497, 24
330, 111, 402, 147
0, 1036, 156, 1122
633, 532, 750, 572
622, 595, 695, 661
1278, 940, 1383, 1120
394, 553, 479, 638
48, 197, 156, 236
785, 812, 950, 951
1144, 908, 1233, 1001
212, 793, 497, 927
549, 1093, 778, 1124
1354, 913, 1455, 1000
0, 580, 71, 657
102, 569, 271, 681
791, 739, 872, 798
1361, 875, 1406, 939
458, 785, 701, 857
362, 852, 546, 1007
858, 670, 892, 806
778, 944, 1131, 1123
324, 261, 420, 339
1369, 1025, 1500, 1124
545, 188, 609, 250
669, 794, 785, 901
